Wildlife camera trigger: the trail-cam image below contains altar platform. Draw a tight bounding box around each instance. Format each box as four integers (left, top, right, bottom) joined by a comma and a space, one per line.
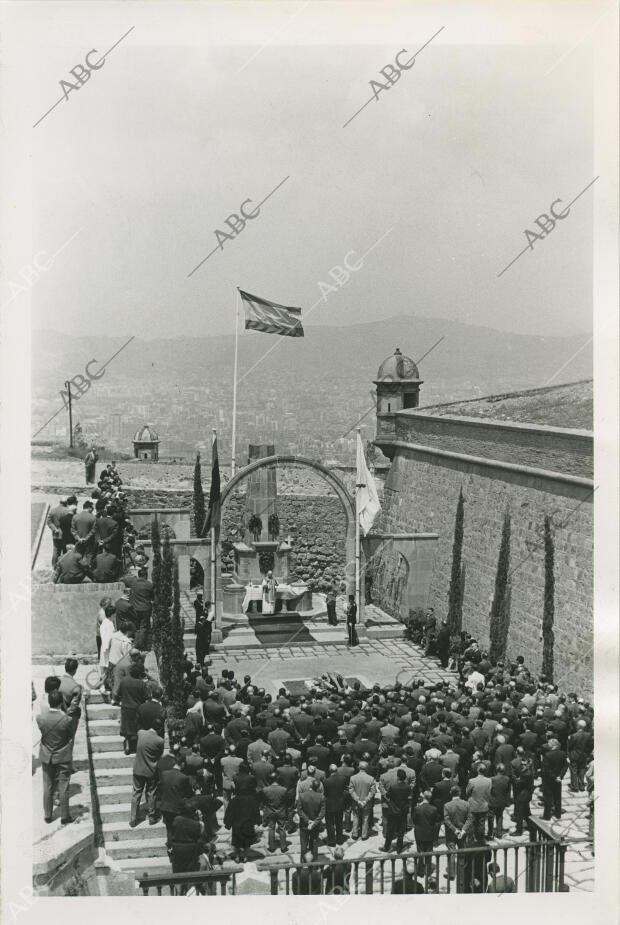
182, 592, 404, 652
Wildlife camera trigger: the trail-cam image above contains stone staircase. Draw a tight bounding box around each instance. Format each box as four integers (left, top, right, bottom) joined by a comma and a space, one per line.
86, 689, 299, 888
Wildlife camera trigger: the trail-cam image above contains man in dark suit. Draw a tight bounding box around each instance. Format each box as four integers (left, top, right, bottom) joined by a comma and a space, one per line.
487, 764, 511, 838
36, 690, 75, 823
114, 587, 135, 625
158, 752, 194, 844
297, 778, 325, 860
124, 568, 154, 650
47, 499, 69, 566
261, 772, 289, 852
137, 685, 165, 738
541, 739, 568, 820
323, 764, 348, 846
130, 725, 164, 826
567, 720, 594, 792
382, 768, 412, 853
307, 735, 331, 773
54, 545, 91, 584
71, 500, 97, 566
93, 549, 122, 583
58, 658, 82, 737
94, 509, 119, 551
346, 595, 358, 646
412, 791, 439, 875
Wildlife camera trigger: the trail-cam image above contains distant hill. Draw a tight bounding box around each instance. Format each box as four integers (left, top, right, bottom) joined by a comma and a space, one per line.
33, 314, 592, 399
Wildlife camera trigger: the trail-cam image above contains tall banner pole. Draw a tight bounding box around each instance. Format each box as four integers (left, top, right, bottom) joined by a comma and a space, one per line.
210, 428, 219, 633
355, 427, 362, 626
231, 288, 240, 476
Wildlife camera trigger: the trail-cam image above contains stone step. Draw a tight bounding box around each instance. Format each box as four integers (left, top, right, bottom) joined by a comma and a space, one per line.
98, 785, 133, 805
95, 766, 134, 787
91, 735, 124, 753
87, 702, 120, 720
88, 718, 121, 736
100, 801, 133, 818
93, 751, 135, 770
114, 856, 172, 879
86, 690, 106, 704
107, 837, 170, 860
103, 819, 167, 841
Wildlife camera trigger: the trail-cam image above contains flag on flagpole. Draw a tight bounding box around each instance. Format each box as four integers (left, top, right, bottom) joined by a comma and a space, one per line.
238, 289, 304, 337
356, 431, 381, 536
203, 432, 221, 541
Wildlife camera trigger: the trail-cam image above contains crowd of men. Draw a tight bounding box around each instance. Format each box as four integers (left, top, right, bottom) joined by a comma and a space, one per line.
112, 642, 594, 893
47, 462, 149, 584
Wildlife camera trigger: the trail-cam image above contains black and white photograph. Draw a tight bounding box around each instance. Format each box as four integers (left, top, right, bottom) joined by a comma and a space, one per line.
0, 0, 618, 919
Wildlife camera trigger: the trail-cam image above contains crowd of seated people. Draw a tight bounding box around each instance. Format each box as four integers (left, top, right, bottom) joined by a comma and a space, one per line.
123, 647, 594, 894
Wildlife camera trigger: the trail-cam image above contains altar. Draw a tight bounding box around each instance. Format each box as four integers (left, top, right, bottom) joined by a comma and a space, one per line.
241, 582, 312, 613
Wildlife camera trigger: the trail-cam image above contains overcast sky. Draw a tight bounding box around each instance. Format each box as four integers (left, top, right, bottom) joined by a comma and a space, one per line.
30, 17, 594, 341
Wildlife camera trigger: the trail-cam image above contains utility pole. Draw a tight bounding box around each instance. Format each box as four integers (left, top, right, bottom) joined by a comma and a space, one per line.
65, 380, 73, 448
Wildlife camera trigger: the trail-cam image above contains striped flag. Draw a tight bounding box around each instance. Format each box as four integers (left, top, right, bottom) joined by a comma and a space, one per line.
203, 432, 221, 542
239, 288, 304, 338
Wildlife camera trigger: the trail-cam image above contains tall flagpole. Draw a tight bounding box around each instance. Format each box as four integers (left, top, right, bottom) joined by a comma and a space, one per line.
231, 288, 240, 476
210, 427, 218, 624
355, 427, 362, 626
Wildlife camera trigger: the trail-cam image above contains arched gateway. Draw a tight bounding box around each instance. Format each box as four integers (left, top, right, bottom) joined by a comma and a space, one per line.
219, 453, 357, 600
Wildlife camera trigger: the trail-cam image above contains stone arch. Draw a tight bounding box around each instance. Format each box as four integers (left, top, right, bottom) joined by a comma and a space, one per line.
220, 455, 357, 595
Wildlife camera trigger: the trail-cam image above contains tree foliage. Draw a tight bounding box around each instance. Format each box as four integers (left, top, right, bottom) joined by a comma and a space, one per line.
150, 516, 164, 660
489, 510, 512, 663
542, 515, 555, 682
158, 528, 175, 695
167, 558, 186, 716
192, 452, 206, 538
447, 487, 465, 633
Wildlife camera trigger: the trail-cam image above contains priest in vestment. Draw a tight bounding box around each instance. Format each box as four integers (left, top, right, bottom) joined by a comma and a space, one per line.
261, 570, 278, 614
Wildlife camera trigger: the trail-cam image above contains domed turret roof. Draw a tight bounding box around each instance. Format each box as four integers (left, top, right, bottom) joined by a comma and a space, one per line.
133, 423, 159, 443
377, 347, 419, 381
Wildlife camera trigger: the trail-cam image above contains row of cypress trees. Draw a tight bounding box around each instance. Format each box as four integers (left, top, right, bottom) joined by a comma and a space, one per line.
445, 488, 555, 679
150, 515, 186, 719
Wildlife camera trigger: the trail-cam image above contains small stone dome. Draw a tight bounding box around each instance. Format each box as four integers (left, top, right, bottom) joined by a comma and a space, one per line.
377, 347, 419, 381
133, 423, 159, 443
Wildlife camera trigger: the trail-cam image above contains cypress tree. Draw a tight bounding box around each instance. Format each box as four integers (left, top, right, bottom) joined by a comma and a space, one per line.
459, 561, 467, 630
192, 452, 206, 538
542, 515, 555, 682
447, 487, 465, 633
489, 510, 512, 663
150, 516, 163, 660
169, 559, 186, 715
158, 529, 175, 695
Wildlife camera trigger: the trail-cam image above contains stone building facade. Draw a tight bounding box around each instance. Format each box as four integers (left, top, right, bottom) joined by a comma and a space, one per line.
373, 351, 593, 696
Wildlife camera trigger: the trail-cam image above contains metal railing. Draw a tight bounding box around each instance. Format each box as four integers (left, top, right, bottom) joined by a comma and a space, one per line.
255, 824, 578, 895
137, 865, 244, 896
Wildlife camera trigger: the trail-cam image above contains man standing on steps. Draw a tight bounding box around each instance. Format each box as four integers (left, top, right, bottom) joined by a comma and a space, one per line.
124, 567, 154, 651
37, 690, 75, 825
158, 751, 194, 844
58, 658, 83, 738
130, 724, 164, 827
138, 684, 165, 739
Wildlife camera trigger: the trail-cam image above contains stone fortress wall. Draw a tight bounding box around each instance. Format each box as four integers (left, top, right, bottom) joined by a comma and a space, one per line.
376, 449, 593, 697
